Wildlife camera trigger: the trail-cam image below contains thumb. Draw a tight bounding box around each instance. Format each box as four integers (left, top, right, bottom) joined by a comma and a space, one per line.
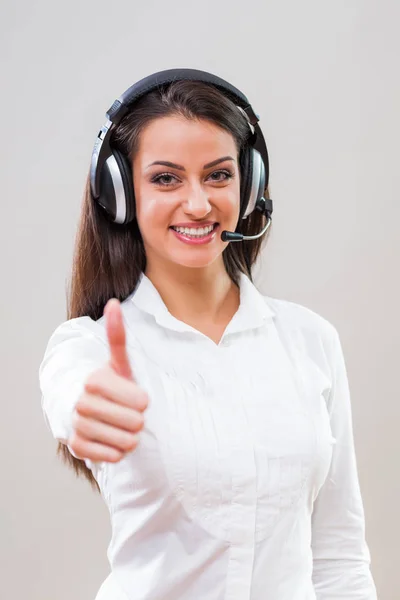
104, 299, 134, 381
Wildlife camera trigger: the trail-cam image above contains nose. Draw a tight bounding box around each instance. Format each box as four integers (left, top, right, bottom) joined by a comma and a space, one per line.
183, 183, 212, 218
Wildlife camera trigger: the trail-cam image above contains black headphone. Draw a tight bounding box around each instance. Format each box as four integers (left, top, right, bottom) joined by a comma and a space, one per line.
90, 68, 273, 243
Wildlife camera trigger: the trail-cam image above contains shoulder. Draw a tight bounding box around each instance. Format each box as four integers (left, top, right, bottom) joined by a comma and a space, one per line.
260, 293, 341, 383
44, 314, 107, 350
39, 316, 109, 380
263, 293, 338, 342
43, 293, 141, 354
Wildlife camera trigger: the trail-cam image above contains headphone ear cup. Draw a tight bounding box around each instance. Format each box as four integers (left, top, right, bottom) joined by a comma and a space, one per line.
96, 149, 135, 224
239, 146, 253, 220
241, 148, 266, 220
112, 150, 136, 224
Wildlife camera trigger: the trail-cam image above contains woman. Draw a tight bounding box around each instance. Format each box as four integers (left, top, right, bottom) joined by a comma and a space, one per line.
39, 69, 377, 599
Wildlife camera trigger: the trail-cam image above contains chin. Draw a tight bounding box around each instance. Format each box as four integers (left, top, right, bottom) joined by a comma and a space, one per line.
168, 250, 222, 270
173, 257, 221, 269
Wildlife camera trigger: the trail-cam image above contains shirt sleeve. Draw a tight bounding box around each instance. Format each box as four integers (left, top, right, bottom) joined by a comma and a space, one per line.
311, 326, 377, 599
38, 316, 109, 454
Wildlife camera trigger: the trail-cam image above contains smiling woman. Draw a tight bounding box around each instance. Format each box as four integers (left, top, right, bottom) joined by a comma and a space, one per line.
39, 68, 377, 599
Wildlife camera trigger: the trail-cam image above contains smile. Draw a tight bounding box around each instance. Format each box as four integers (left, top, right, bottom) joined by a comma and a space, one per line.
169, 223, 219, 245
170, 223, 217, 237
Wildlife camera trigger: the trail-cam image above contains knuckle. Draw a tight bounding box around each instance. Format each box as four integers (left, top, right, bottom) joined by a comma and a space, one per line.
73, 414, 88, 435
134, 389, 149, 410
68, 434, 85, 458
121, 434, 135, 452
124, 434, 139, 452
108, 450, 124, 463
135, 413, 145, 430
84, 369, 101, 387
84, 367, 108, 390
75, 395, 91, 416
118, 434, 138, 454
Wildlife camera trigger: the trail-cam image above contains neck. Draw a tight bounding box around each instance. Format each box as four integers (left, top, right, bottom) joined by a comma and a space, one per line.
144, 260, 239, 325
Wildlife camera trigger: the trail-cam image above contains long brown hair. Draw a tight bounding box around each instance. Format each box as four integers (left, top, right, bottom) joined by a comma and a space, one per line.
60, 79, 273, 491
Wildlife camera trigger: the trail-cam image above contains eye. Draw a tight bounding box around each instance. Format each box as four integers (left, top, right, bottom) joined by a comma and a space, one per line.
150, 168, 235, 188
150, 172, 179, 187
208, 169, 234, 182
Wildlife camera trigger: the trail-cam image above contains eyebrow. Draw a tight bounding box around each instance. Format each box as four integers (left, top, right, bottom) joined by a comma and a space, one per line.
146, 155, 235, 171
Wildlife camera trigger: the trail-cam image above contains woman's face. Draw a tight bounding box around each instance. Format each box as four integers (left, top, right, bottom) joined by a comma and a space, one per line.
132, 115, 241, 273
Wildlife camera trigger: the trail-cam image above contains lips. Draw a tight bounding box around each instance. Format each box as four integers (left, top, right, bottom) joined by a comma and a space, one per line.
170, 223, 220, 245
169, 222, 218, 229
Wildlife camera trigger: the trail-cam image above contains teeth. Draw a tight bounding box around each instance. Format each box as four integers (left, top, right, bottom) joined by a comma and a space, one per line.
172, 224, 215, 236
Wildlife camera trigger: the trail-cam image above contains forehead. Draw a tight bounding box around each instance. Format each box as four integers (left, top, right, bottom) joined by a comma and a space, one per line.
136, 115, 237, 161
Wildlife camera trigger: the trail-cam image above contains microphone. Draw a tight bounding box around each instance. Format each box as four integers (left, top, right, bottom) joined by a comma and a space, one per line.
221, 197, 273, 242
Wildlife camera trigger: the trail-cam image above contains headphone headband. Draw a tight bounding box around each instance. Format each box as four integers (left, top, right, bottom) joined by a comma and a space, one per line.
105, 68, 259, 126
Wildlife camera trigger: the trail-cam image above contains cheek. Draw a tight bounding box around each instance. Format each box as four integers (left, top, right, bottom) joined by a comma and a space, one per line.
135, 193, 174, 241
134, 178, 156, 224
134, 180, 161, 219
136, 206, 158, 236
221, 185, 241, 219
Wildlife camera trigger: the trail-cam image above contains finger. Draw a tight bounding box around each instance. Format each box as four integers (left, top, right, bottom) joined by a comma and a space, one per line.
72, 414, 140, 453
75, 393, 145, 432
84, 370, 149, 412
104, 299, 134, 381
68, 434, 125, 463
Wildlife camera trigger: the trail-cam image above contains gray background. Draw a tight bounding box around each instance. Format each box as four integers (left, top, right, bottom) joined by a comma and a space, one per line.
1, 0, 398, 598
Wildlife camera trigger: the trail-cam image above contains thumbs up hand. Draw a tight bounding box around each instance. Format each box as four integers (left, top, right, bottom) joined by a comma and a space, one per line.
68, 299, 149, 463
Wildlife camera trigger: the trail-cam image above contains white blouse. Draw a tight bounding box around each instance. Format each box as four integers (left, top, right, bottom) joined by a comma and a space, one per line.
39, 271, 377, 600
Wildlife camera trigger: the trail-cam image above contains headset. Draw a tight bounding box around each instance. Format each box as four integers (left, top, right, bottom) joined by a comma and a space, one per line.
90, 68, 273, 243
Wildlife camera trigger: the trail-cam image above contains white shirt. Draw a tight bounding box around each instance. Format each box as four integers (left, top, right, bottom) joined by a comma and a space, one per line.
39, 271, 377, 600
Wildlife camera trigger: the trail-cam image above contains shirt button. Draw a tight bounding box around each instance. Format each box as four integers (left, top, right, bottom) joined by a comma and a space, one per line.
220, 338, 231, 347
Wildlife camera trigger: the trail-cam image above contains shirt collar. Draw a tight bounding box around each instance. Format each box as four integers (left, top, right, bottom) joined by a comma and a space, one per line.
130, 271, 275, 335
